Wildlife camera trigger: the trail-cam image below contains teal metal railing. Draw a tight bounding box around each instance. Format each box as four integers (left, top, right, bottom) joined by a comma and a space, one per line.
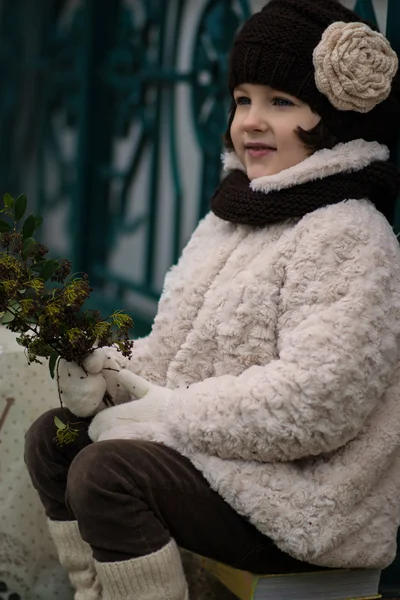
1, 0, 399, 336
0, 0, 399, 335
0, 0, 252, 335
354, 0, 378, 23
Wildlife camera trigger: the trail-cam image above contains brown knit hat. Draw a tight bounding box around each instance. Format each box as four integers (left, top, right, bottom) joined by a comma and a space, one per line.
228, 0, 400, 145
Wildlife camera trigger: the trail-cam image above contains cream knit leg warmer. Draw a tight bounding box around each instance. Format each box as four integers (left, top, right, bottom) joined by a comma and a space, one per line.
47, 519, 101, 600
94, 538, 189, 600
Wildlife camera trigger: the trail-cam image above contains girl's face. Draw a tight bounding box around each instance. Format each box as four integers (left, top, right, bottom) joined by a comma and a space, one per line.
230, 83, 321, 180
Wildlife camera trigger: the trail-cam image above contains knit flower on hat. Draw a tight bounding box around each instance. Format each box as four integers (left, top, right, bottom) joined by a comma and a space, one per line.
313, 21, 398, 113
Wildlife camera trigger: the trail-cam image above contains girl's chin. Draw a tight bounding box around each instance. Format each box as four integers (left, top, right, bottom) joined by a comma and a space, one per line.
245, 158, 278, 180
246, 167, 274, 180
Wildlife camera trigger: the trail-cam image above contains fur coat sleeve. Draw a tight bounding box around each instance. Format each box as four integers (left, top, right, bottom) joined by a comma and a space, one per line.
145, 204, 400, 462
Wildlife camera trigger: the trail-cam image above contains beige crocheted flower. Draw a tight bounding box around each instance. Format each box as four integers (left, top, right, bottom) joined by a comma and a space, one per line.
313, 21, 398, 113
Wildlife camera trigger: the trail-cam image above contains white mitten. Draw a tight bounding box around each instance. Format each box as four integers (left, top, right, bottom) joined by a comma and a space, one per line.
88, 371, 173, 441
57, 348, 128, 417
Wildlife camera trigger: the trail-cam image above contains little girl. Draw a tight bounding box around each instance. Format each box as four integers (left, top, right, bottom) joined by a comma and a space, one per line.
25, 1, 400, 599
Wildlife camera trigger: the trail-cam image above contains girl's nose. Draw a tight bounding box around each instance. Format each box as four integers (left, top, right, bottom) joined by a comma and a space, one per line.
242, 106, 268, 132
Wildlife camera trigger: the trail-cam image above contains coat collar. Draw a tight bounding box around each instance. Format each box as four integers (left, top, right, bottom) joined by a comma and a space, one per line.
222, 139, 390, 194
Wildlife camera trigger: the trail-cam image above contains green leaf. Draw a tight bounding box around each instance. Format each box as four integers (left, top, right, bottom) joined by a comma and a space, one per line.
34, 215, 43, 229
22, 237, 36, 259
54, 415, 66, 430
16, 336, 29, 347
49, 352, 59, 380
0, 219, 12, 232
14, 194, 27, 221
31, 259, 46, 272
3, 193, 14, 209
39, 259, 59, 282
22, 214, 35, 239
0, 311, 15, 324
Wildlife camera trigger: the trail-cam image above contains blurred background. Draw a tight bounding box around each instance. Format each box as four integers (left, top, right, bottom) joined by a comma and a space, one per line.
1, 1, 400, 599
0, 0, 399, 338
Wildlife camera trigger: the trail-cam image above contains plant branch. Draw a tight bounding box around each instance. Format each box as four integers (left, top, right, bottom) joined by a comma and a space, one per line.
6, 304, 61, 357
1, 191, 134, 445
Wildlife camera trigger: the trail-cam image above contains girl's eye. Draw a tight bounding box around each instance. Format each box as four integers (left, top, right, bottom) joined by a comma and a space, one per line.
272, 97, 294, 107
235, 96, 251, 106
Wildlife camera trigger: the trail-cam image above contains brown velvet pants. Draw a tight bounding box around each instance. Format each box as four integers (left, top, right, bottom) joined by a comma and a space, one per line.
24, 407, 320, 572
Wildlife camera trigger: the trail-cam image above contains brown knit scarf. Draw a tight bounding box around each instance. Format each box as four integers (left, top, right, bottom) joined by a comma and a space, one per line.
210, 160, 400, 225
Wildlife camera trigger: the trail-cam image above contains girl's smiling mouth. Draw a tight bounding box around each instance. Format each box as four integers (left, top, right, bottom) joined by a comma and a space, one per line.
245, 142, 277, 158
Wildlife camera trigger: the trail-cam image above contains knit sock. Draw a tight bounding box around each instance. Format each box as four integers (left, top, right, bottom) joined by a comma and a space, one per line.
47, 519, 101, 600
94, 538, 189, 600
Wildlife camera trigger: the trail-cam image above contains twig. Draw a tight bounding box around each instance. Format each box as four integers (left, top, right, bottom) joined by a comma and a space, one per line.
6, 304, 60, 357
0, 397, 15, 432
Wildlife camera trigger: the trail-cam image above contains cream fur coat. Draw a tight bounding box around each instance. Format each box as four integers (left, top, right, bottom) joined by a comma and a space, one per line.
99, 140, 400, 569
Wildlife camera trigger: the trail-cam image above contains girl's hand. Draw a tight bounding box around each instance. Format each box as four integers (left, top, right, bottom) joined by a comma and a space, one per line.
57, 348, 122, 417
88, 371, 173, 441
